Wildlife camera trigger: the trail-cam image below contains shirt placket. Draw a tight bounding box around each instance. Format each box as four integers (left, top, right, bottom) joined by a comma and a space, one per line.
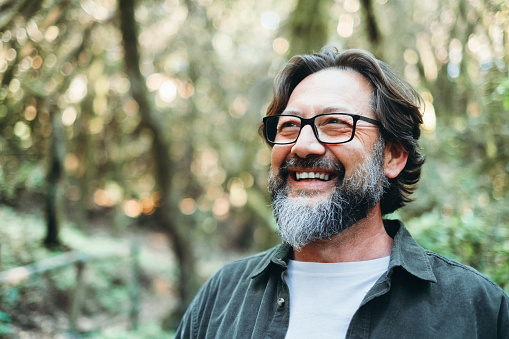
264, 267, 290, 339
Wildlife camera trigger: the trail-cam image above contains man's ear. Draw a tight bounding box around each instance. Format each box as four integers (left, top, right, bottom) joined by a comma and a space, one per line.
384, 142, 408, 179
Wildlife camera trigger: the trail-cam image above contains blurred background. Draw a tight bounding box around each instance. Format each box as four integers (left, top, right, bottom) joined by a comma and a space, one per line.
0, 0, 508, 337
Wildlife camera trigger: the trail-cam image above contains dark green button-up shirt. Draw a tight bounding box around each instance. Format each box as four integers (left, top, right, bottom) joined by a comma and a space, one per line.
176, 220, 509, 338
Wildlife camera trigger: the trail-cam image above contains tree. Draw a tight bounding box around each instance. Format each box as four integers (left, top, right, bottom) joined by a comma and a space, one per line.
117, 0, 197, 318
287, 0, 333, 56
43, 102, 64, 247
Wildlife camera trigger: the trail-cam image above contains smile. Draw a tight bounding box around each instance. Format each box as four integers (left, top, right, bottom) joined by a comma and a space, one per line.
295, 171, 332, 181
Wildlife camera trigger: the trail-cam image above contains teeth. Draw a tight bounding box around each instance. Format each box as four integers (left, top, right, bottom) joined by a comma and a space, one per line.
296, 172, 330, 181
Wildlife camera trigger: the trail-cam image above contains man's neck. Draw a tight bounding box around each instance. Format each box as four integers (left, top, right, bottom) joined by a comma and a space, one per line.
292, 206, 393, 263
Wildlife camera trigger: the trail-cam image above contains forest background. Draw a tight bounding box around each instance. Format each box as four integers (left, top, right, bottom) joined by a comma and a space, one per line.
0, 0, 508, 337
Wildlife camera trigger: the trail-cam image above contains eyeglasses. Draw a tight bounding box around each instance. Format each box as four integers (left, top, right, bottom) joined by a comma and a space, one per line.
263, 113, 382, 145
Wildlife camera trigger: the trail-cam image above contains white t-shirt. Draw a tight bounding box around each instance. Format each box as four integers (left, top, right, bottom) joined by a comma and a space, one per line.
284, 256, 390, 339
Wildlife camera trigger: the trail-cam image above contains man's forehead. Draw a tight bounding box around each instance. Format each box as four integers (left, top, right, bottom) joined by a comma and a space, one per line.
282, 69, 374, 117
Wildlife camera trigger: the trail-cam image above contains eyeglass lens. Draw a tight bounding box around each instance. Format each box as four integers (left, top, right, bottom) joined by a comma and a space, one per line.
266, 114, 356, 144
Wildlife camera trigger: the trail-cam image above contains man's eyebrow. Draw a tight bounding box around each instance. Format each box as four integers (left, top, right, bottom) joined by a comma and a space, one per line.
322, 106, 352, 113
281, 106, 353, 115
281, 109, 300, 115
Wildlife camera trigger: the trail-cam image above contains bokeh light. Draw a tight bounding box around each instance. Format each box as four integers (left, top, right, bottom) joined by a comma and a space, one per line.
273, 37, 289, 55
337, 14, 354, 38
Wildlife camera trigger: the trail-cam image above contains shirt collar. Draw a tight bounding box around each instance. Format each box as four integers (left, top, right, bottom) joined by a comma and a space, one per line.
251, 219, 437, 283
384, 219, 437, 282
250, 243, 291, 279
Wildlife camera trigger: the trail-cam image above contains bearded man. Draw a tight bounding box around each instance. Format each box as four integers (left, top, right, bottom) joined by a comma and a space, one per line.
176, 48, 509, 338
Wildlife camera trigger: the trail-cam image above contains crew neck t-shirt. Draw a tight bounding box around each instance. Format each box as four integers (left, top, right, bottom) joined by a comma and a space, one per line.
284, 256, 390, 339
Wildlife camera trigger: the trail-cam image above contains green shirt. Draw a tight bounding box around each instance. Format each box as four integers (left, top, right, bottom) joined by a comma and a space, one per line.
176, 220, 509, 338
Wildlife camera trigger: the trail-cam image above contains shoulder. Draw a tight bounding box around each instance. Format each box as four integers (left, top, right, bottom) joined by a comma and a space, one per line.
189, 245, 284, 303
425, 250, 508, 298
209, 245, 283, 283
220, 246, 280, 273
426, 250, 498, 284
389, 219, 507, 299
388, 225, 509, 335
389, 219, 508, 313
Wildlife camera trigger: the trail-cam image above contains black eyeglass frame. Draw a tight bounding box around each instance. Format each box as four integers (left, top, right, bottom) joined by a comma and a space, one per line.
262, 113, 383, 145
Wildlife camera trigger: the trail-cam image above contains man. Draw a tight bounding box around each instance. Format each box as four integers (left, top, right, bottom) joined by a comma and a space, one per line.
176, 48, 509, 338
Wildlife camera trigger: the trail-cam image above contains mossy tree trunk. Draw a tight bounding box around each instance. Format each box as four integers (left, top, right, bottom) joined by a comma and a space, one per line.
287, 0, 333, 57
359, 0, 383, 58
117, 0, 197, 317
44, 103, 64, 248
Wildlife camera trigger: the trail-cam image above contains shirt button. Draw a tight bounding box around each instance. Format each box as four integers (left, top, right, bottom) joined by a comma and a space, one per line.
277, 298, 285, 307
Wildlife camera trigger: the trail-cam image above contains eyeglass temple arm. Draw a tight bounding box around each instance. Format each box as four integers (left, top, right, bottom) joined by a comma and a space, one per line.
357, 115, 382, 127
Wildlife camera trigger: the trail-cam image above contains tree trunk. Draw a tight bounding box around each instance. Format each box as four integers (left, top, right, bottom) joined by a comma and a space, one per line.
359, 0, 383, 58
288, 0, 333, 57
117, 0, 197, 316
44, 103, 64, 248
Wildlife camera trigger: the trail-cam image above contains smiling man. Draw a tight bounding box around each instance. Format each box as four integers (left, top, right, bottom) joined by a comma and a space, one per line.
176, 48, 509, 338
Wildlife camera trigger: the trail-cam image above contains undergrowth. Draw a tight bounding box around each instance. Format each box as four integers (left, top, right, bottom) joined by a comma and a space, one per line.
0, 206, 176, 338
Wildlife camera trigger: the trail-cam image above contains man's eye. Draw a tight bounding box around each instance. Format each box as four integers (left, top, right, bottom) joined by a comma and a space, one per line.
277, 119, 301, 132
323, 118, 348, 126
280, 121, 299, 128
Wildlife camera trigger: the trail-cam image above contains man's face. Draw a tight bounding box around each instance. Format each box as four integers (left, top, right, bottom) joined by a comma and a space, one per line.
270, 69, 381, 201
268, 69, 388, 248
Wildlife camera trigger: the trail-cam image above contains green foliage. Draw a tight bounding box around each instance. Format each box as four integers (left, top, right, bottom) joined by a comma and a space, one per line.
0, 206, 175, 336
0, 207, 49, 268
0, 310, 13, 336
407, 209, 509, 293
497, 79, 509, 111
2, 287, 19, 308
84, 262, 132, 314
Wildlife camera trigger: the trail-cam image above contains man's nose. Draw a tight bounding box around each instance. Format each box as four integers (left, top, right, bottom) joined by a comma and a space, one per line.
291, 125, 326, 158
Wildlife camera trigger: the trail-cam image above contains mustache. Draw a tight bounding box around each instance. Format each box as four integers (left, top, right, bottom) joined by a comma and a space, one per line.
279, 156, 346, 177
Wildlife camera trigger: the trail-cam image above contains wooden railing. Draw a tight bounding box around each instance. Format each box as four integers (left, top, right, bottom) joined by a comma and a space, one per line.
0, 241, 141, 335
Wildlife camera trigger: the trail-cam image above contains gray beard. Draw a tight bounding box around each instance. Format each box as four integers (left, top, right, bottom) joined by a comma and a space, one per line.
268, 139, 389, 249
